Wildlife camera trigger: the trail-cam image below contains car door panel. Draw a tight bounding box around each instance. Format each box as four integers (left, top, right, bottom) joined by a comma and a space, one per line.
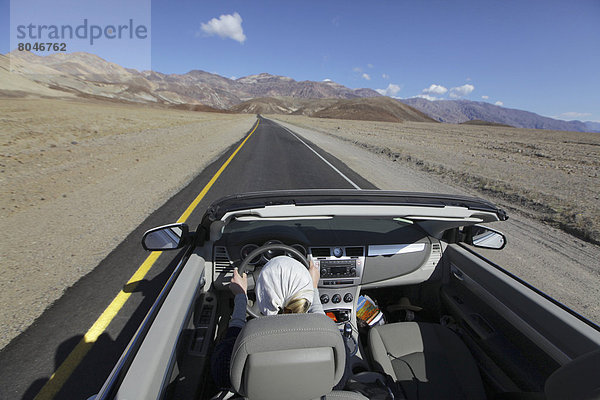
114, 249, 206, 400
442, 271, 553, 391
441, 244, 600, 392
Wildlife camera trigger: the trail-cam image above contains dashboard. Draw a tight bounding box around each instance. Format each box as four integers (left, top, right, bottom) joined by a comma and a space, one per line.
213, 237, 442, 327
212, 216, 444, 324
213, 237, 442, 290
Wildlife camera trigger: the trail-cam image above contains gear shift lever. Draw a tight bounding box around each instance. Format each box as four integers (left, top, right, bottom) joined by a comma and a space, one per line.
342, 323, 358, 356
343, 322, 352, 339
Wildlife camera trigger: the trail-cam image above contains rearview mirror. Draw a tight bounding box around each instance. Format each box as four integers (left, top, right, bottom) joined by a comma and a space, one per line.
142, 223, 189, 251
463, 225, 506, 250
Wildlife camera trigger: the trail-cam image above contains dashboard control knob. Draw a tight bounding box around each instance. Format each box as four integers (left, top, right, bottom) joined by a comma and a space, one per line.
344, 293, 353, 303
332, 294, 342, 304
320, 294, 330, 304
321, 268, 327, 275
350, 267, 356, 275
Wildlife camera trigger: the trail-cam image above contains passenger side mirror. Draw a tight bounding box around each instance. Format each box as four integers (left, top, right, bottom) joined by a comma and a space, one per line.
463, 225, 506, 250
142, 223, 189, 251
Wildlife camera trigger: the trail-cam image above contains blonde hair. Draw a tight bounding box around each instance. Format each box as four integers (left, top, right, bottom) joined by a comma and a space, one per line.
280, 296, 311, 314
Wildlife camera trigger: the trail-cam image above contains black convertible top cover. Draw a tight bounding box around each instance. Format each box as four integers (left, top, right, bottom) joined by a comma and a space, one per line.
200, 190, 508, 228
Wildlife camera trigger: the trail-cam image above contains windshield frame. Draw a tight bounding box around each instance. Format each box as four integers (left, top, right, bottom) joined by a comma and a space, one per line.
201, 189, 508, 230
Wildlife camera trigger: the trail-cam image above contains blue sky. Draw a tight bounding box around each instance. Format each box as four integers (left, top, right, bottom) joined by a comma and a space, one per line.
1, 0, 599, 121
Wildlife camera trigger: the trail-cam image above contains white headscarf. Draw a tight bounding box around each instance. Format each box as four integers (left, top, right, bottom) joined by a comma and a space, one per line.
256, 256, 314, 316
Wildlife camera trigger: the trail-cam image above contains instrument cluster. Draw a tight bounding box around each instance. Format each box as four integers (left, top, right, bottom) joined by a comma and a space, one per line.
239, 240, 307, 265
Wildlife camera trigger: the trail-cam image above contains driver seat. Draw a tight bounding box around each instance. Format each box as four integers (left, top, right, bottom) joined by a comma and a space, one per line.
229, 313, 367, 400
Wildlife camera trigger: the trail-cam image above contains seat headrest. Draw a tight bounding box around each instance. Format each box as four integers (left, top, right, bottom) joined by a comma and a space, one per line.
230, 313, 346, 400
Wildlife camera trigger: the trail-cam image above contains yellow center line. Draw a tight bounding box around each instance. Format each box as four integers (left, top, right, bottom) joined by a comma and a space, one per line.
34, 119, 260, 400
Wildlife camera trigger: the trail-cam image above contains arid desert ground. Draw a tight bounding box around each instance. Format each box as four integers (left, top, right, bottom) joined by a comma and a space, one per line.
0, 98, 255, 348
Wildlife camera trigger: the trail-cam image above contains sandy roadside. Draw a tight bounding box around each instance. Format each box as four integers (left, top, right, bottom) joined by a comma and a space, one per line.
270, 116, 600, 324
0, 98, 255, 348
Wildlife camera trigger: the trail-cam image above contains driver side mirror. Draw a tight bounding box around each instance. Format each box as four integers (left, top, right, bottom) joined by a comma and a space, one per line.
462, 224, 507, 250
142, 223, 189, 251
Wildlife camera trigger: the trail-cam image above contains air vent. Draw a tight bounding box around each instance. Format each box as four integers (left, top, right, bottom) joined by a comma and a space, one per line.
427, 241, 443, 268
345, 247, 364, 257
310, 247, 330, 258
214, 246, 233, 273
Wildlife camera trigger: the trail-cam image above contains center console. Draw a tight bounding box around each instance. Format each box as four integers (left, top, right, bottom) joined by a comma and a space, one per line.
309, 246, 365, 324
309, 246, 373, 384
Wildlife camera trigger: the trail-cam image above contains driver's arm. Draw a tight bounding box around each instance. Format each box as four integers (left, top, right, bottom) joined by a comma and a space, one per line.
308, 259, 325, 315
229, 268, 248, 328
309, 288, 325, 315
211, 268, 247, 388
229, 293, 248, 328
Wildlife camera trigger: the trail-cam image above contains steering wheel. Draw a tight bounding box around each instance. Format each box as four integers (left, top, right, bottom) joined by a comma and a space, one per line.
238, 243, 310, 319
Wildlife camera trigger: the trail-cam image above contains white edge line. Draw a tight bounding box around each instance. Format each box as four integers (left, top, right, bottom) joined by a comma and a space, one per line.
277, 123, 362, 190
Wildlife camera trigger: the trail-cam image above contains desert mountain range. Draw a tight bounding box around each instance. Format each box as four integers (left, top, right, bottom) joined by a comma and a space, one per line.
1, 51, 597, 131
1, 51, 378, 108
400, 98, 597, 133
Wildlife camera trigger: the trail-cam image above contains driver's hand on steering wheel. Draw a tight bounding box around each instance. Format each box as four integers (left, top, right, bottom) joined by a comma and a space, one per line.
230, 267, 248, 295
308, 258, 319, 288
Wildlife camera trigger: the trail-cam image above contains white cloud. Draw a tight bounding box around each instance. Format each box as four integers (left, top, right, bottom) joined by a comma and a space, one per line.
382, 73, 389, 79
230, 76, 237, 80
323, 78, 332, 82
557, 111, 592, 119
494, 101, 504, 106
422, 84, 448, 95
200, 12, 246, 43
449, 84, 474, 98
481, 95, 489, 100
362, 73, 371, 81
367, 63, 374, 68
353, 67, 362, 73
376, 83, 401, 96
414, 94, 440, 101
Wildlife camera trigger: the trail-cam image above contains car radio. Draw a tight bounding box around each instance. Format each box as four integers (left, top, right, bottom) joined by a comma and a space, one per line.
320, 259, 357, 278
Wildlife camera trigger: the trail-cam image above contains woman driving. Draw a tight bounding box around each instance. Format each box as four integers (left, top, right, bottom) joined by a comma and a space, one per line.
211, 255, 324, 388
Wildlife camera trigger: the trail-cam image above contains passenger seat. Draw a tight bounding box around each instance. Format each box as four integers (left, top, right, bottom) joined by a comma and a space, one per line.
369, 322, 486, 399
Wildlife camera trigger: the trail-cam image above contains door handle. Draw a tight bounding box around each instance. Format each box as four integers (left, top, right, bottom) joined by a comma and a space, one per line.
451, 265, 464, 281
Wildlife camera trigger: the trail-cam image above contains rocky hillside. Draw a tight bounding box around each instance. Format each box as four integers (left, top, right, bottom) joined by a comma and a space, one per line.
311, 97, 435, 123
231, 96, 435, 123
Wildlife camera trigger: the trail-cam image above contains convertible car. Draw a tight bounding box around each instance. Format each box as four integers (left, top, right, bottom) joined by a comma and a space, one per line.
93, 190, 600, 400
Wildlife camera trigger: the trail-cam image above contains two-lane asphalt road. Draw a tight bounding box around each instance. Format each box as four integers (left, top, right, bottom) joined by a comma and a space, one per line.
0, 117, 376, 400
